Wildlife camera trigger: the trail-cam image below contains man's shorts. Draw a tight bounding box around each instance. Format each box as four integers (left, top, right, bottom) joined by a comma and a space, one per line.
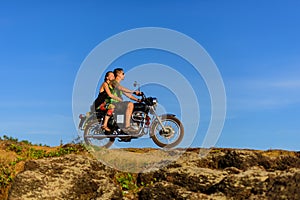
114, 101, 130, 114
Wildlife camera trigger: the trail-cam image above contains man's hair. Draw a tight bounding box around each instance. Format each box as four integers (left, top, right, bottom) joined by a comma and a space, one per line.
113, 68, 124, 77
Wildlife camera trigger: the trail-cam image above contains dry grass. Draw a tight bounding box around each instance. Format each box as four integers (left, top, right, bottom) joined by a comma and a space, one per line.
261, 149, 298, 158
90, 147, 183, 173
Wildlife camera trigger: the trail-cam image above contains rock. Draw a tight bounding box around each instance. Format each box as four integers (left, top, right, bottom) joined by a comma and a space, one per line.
265, 169, 300, 200
210, 167, 300, 200
8, 154, 122, 200
138, 181, 223, 200
138, 148, 300, 200
7, 148, 300, 200
165, 167, 227, 193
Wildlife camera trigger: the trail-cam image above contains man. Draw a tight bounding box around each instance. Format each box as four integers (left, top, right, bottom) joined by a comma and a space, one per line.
110, 68, 141, 133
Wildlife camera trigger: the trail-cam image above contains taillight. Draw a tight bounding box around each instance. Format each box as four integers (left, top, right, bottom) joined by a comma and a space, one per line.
78, 114, 86, 130
79, 114, 85, 119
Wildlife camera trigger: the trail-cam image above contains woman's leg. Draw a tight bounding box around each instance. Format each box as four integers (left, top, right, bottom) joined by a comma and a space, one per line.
102, 104, 115, 132
102, 115, 111, 131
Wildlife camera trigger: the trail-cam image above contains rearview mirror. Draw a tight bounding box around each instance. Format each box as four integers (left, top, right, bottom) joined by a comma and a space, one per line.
133, 81, 140, 91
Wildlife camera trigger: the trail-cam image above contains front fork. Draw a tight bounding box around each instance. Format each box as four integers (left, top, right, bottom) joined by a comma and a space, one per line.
150, 107, 168, 132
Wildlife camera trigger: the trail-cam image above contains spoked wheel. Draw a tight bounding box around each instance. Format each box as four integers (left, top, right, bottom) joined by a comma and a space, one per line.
150, 115, 184, 148
83, 120, 114, 148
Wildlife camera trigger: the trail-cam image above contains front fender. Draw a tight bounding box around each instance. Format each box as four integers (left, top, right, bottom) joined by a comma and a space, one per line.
152, 114, 176, 124
158, 114, 176, 119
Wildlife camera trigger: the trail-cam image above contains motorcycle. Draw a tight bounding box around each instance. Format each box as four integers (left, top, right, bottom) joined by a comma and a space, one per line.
78, 88, 184, 149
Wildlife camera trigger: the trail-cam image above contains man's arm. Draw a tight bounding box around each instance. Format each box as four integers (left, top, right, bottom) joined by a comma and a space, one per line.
114, 82, 141, 96
123, 92, 140, 102
112, 80, 140, 102
116, 84, 134, 94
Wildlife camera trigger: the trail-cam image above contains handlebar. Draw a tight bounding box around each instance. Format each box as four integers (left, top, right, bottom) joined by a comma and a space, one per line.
134, 91, 144, 97
133, 91, 157, 105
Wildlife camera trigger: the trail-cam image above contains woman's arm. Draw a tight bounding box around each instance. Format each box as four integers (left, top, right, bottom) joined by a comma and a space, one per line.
104, 83, 123, 102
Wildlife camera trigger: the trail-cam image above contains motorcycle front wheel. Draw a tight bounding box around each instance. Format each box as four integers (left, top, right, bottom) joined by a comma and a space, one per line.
83, 120, 114, 148
150, 115, 184, 149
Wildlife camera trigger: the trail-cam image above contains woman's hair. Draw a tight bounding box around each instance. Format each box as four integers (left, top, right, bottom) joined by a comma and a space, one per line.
104, 71, 113, 82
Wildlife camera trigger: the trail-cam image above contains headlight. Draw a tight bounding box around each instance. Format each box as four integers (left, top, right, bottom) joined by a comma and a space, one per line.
152, 98, 158, 105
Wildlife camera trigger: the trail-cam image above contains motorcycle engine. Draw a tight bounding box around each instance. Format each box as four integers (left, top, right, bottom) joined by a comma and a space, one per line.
131, 111, 145, 122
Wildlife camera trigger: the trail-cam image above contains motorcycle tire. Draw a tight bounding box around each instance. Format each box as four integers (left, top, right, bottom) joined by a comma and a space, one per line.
150, 115, 184, 148
83, 120, 114, 148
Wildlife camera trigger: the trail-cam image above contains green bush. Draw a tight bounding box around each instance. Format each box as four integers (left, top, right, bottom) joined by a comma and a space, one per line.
21, 140, 32, 145
27, 148, 46, 159
0, 167, 13, 187
2, 135, 18, 142
116, 173, 138, 191
7, 144, 23, 155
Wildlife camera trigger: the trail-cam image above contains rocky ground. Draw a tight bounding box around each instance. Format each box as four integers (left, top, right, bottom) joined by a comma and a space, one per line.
6, 147, 300, 200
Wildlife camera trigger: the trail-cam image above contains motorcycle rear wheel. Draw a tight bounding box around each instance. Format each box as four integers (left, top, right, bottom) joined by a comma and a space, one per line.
150, 115, 184, 148
83, 120, 114, 148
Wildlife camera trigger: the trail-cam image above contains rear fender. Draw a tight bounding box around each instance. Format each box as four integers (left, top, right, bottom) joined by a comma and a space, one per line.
79, 112, 102, 130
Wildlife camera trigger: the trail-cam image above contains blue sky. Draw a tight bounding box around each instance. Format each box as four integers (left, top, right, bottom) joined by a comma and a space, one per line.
1, 1, 300, 150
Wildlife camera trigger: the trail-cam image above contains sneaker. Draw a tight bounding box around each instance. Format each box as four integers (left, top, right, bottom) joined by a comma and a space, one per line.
122, 127, 139, 134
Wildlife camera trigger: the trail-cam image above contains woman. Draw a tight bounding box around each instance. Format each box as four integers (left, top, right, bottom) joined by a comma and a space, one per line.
91, 71, 122, 131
